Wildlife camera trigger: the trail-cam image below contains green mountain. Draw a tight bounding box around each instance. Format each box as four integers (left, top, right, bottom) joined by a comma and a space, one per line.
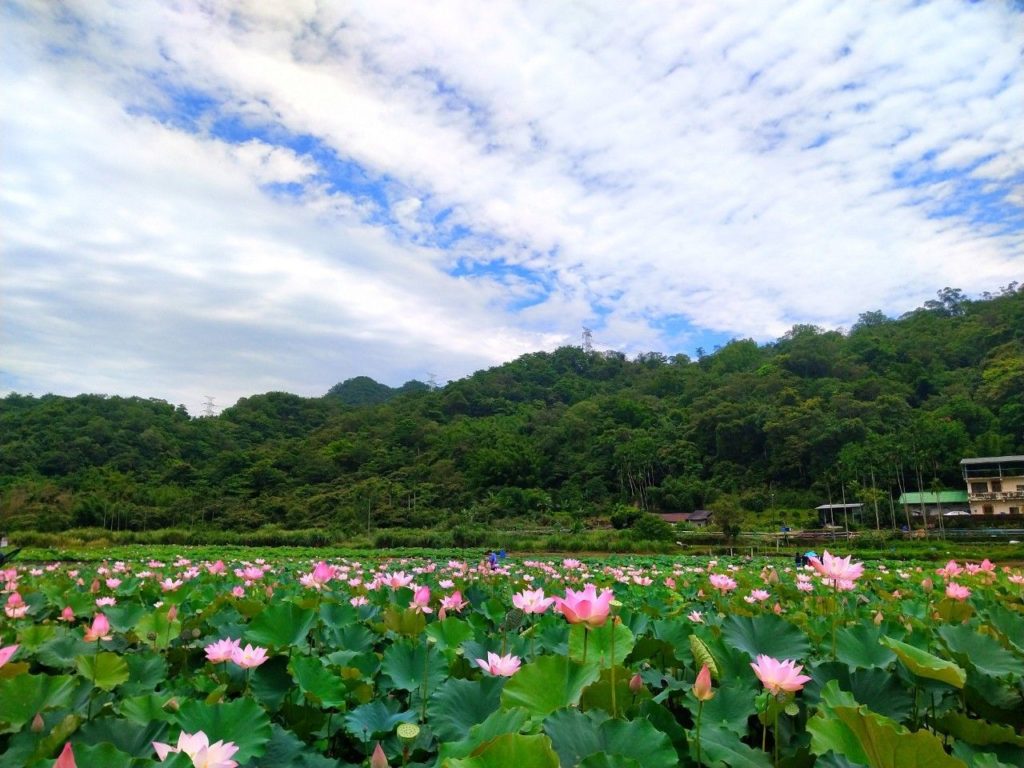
1, 286, 1022, 534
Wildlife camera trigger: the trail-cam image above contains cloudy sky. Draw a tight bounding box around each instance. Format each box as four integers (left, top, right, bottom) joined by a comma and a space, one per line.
2, 1, 1022, 415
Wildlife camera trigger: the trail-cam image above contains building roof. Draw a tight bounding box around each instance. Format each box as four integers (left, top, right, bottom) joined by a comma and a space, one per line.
815, 503, 863, 510
658, 510, 713, 522
898, 491, 969, 504
960, 455, 1024, 464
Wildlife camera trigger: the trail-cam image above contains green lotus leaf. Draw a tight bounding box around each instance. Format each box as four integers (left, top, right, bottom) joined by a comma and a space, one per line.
720, 613, 810, 663
35, 632, 92, 669
836, 624, 897, 670
500, 654, 601, 717
122, 652, 168, 696
684, 681, 757, 737
77, 716, 169, 758
16, 625, 55, 651
937, 713, 1024, 747
250, 724, 311, 767
176, 697, 272, 764
809, 680, 967, 768
698, 723, 772, 768
319, 602, 358, 630
118, 694, 176, 726
426, 616, 475, 653
0, 674, 76, 733
578, 754, 642, 768
343, 699, 416, 740
290, 655, 348, 708
442, 732, 559, 768
568, 621, 634, 667
937, 625, 1024, 680
880, 636, 966, 688
381, 639, 448, 692
984, 604, 1024, 655
250, 654, 293, 711
245, 601, 316, 648
578, 665, 651, 716
103, 603, 147, 633
438, 707, 531, 764
542, 708, 607, 767
134, 611, 181, 650
429, 675, 505, 742
382, 606, 427, 637
76, 652, 130, 691
57, 742, 137, 768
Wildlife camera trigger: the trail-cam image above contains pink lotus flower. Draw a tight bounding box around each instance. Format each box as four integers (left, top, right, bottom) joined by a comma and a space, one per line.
553, 584, 614, 628
53, 742, 76, 768
945, 582, 971, 601
750, 654, 811, 695
205, 638, 241, 663
475, 652, 522, 676
693, 663, 715, 701
708, 574, 737, 592
4, 592, 28, 618
688, 610, 704, 623
83, 613, 112, 642
936, 560, 963, 578
512, 588, 554, 615
105, 578, 122, 589
350, 596, 368, 607
381, 571, 414, 589
206, 560, 226, 575
231, 644, 269, 669
154, 730, 239, 767
408, 585, 432, 614
808, 551, 864, 587
60, 606, 75, 622
160, 578, 184, 592
96, 597, 117, 607
0, 644, 18, 668
438, 590, 468, 619
370, 742, 389, 768
231, 586, 245, 598
744, 589, 770, 603
300, 561, 336, 590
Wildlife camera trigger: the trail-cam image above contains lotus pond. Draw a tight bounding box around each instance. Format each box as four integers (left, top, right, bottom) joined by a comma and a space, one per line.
1, 552, 1023, 767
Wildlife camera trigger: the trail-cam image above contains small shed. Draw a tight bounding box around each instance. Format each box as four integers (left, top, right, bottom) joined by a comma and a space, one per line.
659, 510, 713, 527
897, 490, 969, 518
816, 503, 863, 527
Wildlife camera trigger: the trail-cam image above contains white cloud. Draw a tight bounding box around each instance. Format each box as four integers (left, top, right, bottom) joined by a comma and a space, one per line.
1, 0, 1022, 412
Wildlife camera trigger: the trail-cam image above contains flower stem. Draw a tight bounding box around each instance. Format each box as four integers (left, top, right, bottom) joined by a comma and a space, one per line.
695, 701, 704, 767
583, 627, 589, 665
773, 701, 780, 768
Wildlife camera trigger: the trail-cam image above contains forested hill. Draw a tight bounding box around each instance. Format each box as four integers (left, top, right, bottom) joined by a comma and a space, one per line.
2, 286, 1022, 534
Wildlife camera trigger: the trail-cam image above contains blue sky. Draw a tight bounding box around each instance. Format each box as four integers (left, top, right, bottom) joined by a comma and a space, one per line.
1, 1, 1022, 415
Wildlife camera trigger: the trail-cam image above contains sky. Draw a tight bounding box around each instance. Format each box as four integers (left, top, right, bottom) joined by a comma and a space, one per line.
2, 1, 1022, 416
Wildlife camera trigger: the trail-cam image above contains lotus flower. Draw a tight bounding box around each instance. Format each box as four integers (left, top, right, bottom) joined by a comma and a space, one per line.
204, 637, 241, 663
750, 654, 811, 695
409, 585, 432, 614
0, 644, 18, 668
512, 588, 554, 615
693, 663, 715, 701
945, 582, 970, 601
53, 742, 76, 768
83, 613, 112, 642
552, 584, 614, 628
475, 652, 522, 676
4, 592, 28, 618
154, 730, 239, 767
231, 643, 269, 668
808, 551, 864, 585
708, 573, 737, 592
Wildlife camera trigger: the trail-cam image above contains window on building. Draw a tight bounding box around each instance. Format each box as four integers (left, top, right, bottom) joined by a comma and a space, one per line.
982, 504, 994, 515
970, 482, 988, 494
1010, 506, 1020, 515
991, 481, 1002, 492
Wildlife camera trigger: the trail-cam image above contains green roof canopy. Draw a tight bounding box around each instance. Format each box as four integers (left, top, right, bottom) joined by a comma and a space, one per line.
897, 491, 968, 505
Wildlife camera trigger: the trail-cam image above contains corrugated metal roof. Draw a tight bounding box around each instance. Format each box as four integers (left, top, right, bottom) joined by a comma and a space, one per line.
960, 455, 1024, 464
898, 491, 969, 504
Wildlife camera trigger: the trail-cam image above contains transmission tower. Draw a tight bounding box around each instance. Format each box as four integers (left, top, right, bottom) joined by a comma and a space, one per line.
202, 395, 216, 418
581, 327, 594, 353
427, 373, 438, 390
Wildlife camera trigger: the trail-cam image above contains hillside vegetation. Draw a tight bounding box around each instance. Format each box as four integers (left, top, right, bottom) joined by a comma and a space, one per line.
2, 286, 1022, 536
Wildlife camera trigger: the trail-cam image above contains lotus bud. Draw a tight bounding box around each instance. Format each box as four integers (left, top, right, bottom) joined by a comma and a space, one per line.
692, 663, 715, 702
167, 605, 178, 621
162, 697, 179, 712
89, 579, 100, 593
873, 611, 884, 625
921, 577, 933, 593
629, 673, 644, 694
370, 742, 389, 768
31, 712, 44, 732
60, 606, 74, 622
773, 602, 782, 615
